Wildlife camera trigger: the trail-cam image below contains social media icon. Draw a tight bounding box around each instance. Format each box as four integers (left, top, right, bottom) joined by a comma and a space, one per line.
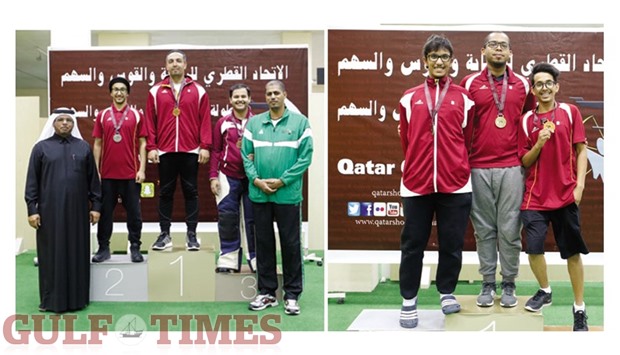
373, 202, 386, 217
387, 202, 399, 217
347, 202, 360, 216
360, 202, 373, 216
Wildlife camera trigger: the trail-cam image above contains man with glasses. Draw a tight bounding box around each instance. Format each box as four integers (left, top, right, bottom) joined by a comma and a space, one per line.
398, 34, 475, 328
460, 32, 536, 308
518, 62, 590, 331
92, 77, 147, 263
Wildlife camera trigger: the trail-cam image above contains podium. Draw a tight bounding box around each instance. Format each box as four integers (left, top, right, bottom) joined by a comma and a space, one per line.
147, 246, 216, 302
89, 222, 298, 303
347, 296, 544, 331
443, 295, 544, 331
90, 254, 149, 301
215, 265, 283, 302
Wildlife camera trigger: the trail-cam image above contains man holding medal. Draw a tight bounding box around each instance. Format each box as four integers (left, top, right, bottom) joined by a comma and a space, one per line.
397, 34, 475, 328
209, 83, 256, 273
460, 32, 536, 308
92, 77, 147, 263
146, 50, 212, 251
518, 62, 590, 331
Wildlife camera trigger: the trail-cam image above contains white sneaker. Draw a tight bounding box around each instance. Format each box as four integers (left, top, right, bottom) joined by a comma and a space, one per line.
284, 299, 300, 315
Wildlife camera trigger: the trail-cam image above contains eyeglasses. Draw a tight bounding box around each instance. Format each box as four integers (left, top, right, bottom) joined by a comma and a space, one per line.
533, 80, 557, 90
112, 87, 128, 93
485, 41, 510, 50
427, 54, 451, 62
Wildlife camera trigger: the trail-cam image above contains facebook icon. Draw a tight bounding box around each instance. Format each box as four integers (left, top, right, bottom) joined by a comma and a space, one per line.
360, 202, 373, 217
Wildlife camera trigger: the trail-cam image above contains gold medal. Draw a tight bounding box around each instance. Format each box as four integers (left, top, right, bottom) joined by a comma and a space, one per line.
544, 120, 556, 133
113, 132, 122, 143
495, 115, 507, 129
173, 107, 181, 117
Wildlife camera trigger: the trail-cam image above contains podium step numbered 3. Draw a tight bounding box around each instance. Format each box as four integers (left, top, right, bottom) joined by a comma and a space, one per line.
215, 265, 283, 302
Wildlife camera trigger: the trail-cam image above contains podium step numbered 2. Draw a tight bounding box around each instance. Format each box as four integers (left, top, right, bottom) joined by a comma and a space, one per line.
90, 254, 149, 301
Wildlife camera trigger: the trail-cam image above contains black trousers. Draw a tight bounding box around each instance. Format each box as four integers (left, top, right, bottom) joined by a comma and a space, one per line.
158, 152, 199, 233
97, 178, 142, 247
253, 202, 302, 301
399, 193, 472, 299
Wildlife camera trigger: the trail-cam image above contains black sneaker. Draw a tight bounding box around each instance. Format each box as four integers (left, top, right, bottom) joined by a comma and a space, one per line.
186, 231, 200, 251
524, 289, 552, 312
92, 247, 111, 263
215, 267, 239, 273
130, 247, 144, 263
573, 307, 589, 331
151, 232, 172, 251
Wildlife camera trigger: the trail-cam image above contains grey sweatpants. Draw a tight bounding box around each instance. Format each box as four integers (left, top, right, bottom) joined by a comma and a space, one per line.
470, 166, 524, 281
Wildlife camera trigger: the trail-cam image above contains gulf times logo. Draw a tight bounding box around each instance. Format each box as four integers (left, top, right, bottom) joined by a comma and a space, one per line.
348, 202, 401, 217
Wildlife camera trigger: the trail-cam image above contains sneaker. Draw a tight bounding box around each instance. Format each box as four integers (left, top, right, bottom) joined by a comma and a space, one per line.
284, 299, 301, 315
573, 306, 589, 331
249, 294, 278, 311
130, 247, 144, 263
151, 232, 172, 251
500, 281, 518, 308
92, 246, 111, 263
476, 282, 496, 307
186, 231, 200, 251
215, 267, 239, 273
440, 295, 461, 314
524, 289, 552, 312
399, 304, 418, 328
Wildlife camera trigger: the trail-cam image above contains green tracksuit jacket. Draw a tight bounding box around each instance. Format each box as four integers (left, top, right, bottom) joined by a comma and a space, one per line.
241, 108, 313, 204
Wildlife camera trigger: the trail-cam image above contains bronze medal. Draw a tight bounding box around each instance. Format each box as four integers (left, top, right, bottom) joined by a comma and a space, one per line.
544, 120, 556, 133
236, 138, 242, 148
173, 107, 181, 117
113, 132, 122, 143
495, 115, 507, 129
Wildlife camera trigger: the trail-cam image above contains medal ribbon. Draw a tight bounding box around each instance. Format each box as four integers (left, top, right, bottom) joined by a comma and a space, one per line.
533, 103, 557, 129
172, 79, 186, 115
487, 70, 508, 116
110, 105, 129, 135
424, 78, 451, 134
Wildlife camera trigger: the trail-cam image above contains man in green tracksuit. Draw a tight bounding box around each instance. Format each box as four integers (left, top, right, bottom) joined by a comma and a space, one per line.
242, 80, 313, 316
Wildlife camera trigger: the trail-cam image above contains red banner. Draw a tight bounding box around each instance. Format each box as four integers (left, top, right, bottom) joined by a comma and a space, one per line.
49, 46, 309, 222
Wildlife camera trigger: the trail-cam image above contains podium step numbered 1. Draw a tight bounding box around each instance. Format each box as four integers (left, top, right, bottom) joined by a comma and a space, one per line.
147, 246, 216, 302
444, 295, 544, 331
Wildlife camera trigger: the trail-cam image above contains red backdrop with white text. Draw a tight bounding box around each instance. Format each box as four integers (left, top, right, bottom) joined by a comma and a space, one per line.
49, 46, 309, 222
